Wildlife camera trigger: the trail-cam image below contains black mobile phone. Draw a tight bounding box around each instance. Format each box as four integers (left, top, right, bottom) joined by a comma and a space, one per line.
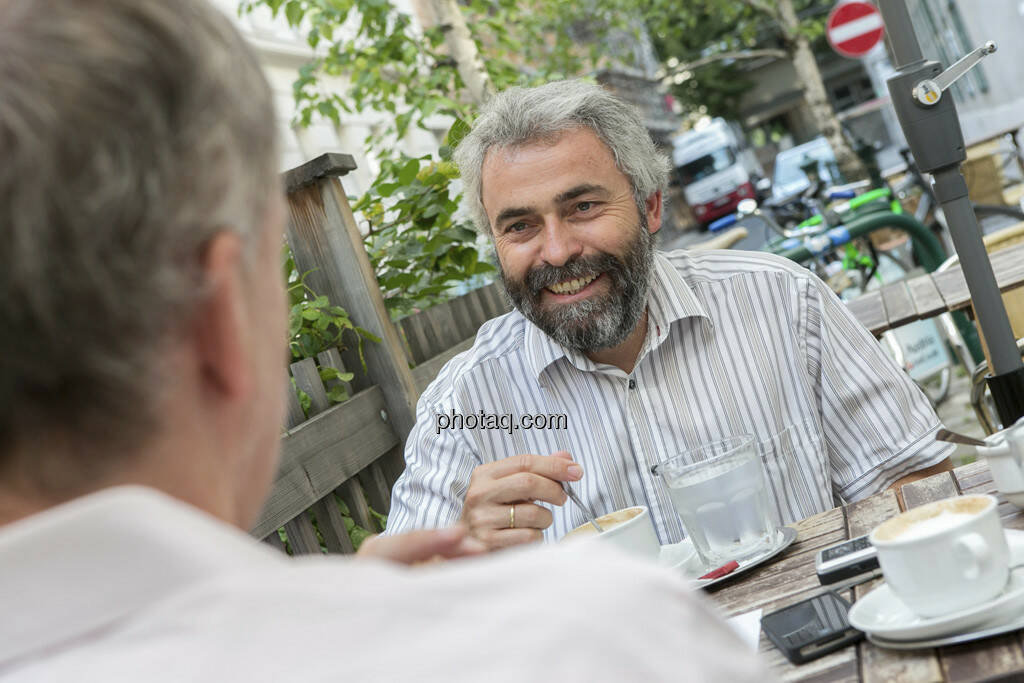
761, 591, 863, 665
815, 534, 879, 585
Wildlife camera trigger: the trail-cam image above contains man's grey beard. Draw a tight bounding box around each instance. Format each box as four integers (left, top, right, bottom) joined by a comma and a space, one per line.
498, 215, 656, 353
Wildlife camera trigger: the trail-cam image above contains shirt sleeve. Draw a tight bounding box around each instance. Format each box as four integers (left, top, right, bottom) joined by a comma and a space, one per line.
384, 392, 481, 534
802, 275, 955, 502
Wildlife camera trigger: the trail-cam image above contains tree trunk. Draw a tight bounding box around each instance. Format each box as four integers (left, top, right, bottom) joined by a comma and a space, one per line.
776, 0, 866, 181
412, 0, 494, 105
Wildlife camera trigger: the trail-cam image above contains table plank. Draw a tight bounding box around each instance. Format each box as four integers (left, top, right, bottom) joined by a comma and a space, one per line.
991, 244, 1024, 294
940, 633, 1024, 681
900, 471, 960, 510
848, 290, 888, 336
847, 241, 1024, 336
881, 281, 918, 329
952, 460, 993, 493
932, 268, 975, 312
929, 242, 1024, 314
907, 274, 947, 319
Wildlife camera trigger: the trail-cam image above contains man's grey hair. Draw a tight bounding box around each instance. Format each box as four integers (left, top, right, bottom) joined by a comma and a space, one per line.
454, 79, 671, 234
0, 0, 278, 487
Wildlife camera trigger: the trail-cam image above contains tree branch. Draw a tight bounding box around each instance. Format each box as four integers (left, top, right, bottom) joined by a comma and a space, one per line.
739, 0, 781, 23
665, 48, 787, 77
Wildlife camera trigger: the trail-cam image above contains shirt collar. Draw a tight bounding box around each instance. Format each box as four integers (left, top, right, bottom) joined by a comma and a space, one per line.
647, 251, 712, 346
0, 486, 285, 669
523, 251, 711, 381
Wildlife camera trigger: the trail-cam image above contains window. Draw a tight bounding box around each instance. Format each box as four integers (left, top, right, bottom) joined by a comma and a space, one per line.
676, 147, 737, 184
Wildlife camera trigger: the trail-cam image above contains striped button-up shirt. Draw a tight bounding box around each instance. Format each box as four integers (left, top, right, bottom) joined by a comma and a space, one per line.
387, 249, 953, 543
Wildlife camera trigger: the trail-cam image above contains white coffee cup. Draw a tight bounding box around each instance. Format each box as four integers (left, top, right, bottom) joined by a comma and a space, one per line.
562, 506, 660, 559
870, 494, 1009, 618
976, 416, 1024, 508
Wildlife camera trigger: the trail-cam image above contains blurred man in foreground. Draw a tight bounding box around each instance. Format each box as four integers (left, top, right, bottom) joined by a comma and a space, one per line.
0, 1, 768, 680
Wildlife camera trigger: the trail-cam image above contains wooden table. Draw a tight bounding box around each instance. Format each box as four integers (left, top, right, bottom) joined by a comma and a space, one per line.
712, 461, 1024, 681
846, 241, 1024, 336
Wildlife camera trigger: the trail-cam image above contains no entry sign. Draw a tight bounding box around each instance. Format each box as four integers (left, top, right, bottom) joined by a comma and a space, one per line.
827, 1, 886, 59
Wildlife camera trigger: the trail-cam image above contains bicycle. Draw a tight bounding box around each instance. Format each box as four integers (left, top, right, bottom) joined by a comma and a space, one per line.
891, 146, 1024, 253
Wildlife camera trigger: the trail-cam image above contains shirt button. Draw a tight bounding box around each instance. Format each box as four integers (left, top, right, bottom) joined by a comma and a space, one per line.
628, 378, 637, 390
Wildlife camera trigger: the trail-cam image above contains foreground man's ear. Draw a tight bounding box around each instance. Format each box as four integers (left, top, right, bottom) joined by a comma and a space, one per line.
192, 232, 252, 401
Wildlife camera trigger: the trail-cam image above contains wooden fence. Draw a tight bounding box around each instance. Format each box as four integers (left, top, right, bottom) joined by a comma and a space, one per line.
253, 153, 510, 554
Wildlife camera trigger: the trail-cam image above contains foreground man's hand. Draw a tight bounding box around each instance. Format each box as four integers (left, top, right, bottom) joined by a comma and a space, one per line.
357, 524, 487, 564
461, 451, 583, 550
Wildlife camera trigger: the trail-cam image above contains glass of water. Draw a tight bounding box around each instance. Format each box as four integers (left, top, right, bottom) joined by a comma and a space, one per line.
651, 435, 776, 569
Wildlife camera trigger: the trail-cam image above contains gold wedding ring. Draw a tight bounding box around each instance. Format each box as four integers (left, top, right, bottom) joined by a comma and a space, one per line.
509, 505, 516, 529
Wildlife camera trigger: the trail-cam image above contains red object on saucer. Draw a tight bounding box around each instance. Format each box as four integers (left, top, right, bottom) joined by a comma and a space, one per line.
699, 560, 739, 580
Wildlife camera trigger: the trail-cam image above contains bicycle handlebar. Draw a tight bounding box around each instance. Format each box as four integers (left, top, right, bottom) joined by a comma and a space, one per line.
708, 214, 739, 233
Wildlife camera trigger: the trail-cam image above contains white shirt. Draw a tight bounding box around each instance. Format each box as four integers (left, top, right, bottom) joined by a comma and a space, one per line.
387, 249, 953, 541
0, 486, 769, 682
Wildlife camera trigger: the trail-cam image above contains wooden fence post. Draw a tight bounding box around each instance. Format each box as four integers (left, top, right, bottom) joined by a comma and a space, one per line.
282, 153, 418, 475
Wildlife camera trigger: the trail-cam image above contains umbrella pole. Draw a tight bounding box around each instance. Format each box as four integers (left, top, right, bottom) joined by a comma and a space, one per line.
877, 0, 1024, 426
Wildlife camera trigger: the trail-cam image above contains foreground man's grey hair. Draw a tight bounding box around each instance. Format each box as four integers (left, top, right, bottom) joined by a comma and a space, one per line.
0, 0, 278, 489
454, 79, 671, 234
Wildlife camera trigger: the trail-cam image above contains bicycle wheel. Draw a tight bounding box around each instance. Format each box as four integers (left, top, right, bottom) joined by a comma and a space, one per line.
972, 203, 1024, 235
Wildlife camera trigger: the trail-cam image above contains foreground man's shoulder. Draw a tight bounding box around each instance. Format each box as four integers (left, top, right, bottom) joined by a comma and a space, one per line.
244, 545, 770, 681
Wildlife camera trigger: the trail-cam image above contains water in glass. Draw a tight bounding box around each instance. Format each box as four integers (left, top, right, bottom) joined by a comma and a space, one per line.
654, 436, 775, 569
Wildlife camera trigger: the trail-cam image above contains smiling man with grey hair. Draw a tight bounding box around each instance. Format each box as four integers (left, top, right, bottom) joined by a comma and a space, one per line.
386, 79, 954, 551
0, 2, 774, 681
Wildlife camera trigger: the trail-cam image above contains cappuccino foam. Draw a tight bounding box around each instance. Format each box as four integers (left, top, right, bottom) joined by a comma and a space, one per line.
873, 495, 991, 542
896, 511, 976, 541
563, 507, 643, 540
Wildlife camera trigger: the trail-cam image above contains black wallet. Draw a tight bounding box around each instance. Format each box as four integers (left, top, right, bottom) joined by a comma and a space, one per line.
760, 591, 864, 664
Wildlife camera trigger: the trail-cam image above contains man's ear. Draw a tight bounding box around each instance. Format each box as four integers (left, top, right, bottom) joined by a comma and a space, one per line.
644, 190, 663, 234
192, 232, 251, 400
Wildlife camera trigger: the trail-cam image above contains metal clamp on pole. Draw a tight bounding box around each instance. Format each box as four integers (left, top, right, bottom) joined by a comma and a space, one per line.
877, 1, 1024, 426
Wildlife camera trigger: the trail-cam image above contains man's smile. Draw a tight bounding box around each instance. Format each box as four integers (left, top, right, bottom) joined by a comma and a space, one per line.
543, 272, 604, 300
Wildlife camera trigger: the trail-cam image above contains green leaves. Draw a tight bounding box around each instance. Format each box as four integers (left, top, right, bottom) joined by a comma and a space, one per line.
284, 0, 303, 26
357, 141, 496, 318
282, 244, 378, 410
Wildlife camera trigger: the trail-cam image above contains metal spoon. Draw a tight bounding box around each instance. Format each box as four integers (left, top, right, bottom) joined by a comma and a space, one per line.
562, 482, 604, 532
936, 428, 987, 447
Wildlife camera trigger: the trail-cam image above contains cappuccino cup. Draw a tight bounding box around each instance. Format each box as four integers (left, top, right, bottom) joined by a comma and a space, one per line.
562, 506, 660, 559
870, 494, 1009, 618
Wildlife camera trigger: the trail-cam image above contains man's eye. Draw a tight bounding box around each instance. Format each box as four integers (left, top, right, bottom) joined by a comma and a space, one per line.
576, 201, 594, 212
506, 222, 527, 233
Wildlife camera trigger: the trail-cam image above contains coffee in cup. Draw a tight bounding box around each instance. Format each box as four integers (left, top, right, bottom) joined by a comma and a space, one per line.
562, 506, 660, 559
870, 494, 1009, 617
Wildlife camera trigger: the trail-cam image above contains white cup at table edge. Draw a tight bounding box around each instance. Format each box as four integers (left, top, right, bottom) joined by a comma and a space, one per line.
870, 494, 1010, 618
562, 506, 661, 560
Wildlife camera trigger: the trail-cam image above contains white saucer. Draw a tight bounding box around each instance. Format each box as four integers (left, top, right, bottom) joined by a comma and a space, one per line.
658, 527, 797, 589
658, 539, 697, 571
848, 566, 1024, 641
868, 609, 1024, 650
848, 528, 1024, 642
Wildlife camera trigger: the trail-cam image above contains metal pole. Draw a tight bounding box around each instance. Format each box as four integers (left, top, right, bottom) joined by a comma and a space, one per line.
877, 0, 1024, 426
879, 0, 924, 67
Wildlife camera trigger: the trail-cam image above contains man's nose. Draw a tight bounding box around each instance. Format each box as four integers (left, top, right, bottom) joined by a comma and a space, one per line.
538, 218, 583, 267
